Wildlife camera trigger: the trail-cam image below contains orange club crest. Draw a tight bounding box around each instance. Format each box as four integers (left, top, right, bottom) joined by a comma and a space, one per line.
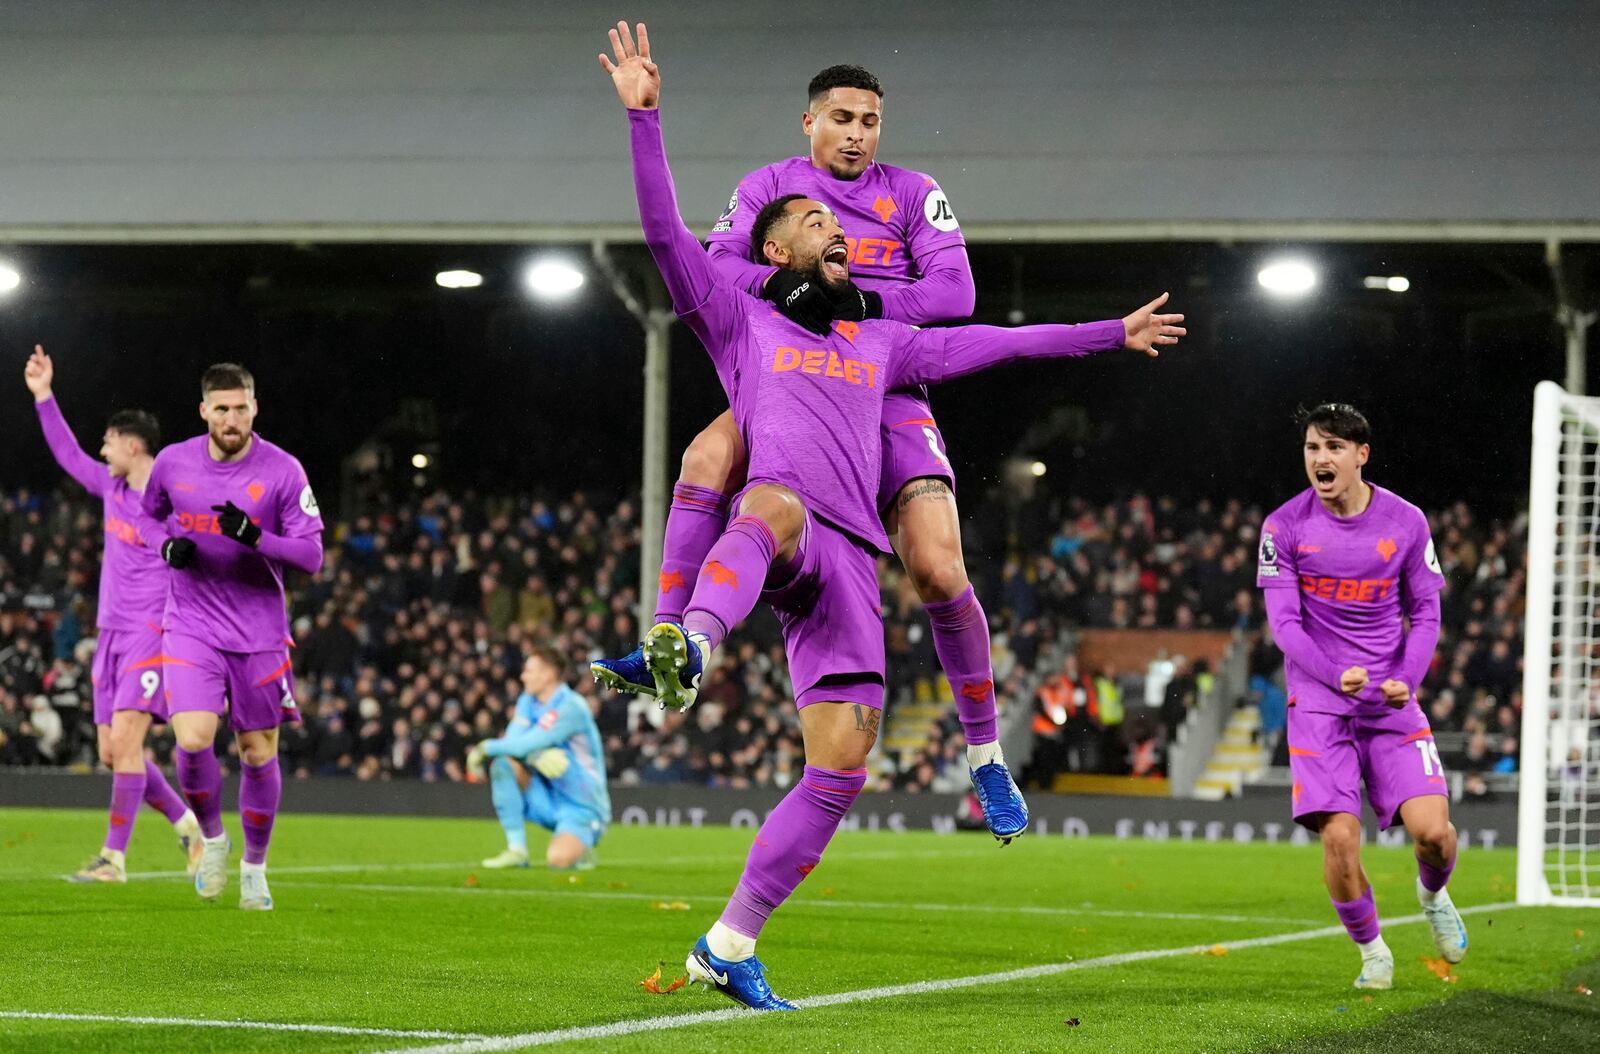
1375, 537, 1398, 562
870, 195, 898, 224
246, 481, 267, 503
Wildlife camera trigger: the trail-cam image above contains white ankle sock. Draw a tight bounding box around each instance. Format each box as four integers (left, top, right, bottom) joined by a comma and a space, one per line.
1417, 877, 1447, 905
967, 742, 1003, 768
1357, 935, 1390, 960
707, 920, 756, 962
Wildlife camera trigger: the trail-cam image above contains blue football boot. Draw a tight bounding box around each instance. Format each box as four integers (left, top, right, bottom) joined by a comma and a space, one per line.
685, 935, 798, 1011
590, 642, 656, 698
970, 759, 1029, 845
643, 622, 703, 713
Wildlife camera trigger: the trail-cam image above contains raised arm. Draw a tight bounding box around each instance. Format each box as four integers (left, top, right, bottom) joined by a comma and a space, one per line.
888, 293, 1183, 388
600, 22, 742, 356
25, 346, 107, 497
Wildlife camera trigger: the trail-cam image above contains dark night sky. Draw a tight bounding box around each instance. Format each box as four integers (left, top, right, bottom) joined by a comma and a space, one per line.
0, 240, 1590, 518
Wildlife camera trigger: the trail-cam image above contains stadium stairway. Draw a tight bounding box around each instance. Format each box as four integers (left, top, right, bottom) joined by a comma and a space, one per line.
882, 676, 952, 758
1191, 706, 1269, 801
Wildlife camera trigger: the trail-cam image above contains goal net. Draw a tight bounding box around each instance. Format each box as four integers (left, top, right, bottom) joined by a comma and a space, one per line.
1519, 380, 1600, 906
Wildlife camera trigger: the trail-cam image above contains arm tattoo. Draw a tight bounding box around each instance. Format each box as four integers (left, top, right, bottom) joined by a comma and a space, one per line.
896, 479, 951, 511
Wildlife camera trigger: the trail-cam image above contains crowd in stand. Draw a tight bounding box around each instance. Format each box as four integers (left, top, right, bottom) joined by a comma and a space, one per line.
0, 483, 1526, 795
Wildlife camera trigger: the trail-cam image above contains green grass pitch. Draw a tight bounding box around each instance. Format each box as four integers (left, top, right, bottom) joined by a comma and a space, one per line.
0, 806, 1594, 1052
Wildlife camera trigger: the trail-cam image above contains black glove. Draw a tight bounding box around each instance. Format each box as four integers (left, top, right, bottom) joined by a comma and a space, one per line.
160, 536, 197, 569
832, 285, 883, 322
762, 269, 834, 336
212, 501, 262, 547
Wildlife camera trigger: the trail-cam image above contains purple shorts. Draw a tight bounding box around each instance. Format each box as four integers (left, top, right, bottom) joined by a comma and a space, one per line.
162, 631, 301, 733
90, 626, 169, 725
876, 388, 955, 514
760, 508, 886, 711
1287, 702, 1447, 830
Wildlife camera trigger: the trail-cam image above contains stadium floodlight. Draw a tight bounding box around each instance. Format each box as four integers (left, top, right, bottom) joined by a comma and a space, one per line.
411, 453, 430, 469
1030, 461, 1047, 477
0, 263, 20, 294
1362, 275, 1411, 293
523, 258, 585, 299
435, 269, 483, 289
1256, 259, 1317, 296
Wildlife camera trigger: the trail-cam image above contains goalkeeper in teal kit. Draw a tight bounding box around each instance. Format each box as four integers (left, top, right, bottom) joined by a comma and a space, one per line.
470, 646, 610, 871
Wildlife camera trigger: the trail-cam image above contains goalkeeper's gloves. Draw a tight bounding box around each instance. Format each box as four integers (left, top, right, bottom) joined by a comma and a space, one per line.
531, 747, 570, 780
160, 536, 197, 569
465, 742, 488, 783
212, 501, 262, 547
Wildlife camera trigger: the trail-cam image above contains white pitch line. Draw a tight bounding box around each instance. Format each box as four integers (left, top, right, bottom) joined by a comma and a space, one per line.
125, 860, 480, 881
0, 1010, 486, 1040
0, 846, 1009, 885
374, 901, 1520, 1054
273, 880, 1321, 926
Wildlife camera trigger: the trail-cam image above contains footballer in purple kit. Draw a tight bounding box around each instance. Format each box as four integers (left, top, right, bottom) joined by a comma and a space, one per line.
142, 363, 324, 910
596, 21, 1184, 1010
1257, 403, 1467, 989
23, 346, 202, 884
638, 56, 1019, 835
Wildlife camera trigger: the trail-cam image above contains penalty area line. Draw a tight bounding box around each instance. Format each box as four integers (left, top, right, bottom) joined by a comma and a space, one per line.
0, 1010, 488, 1040
372, 901, 1520, 1053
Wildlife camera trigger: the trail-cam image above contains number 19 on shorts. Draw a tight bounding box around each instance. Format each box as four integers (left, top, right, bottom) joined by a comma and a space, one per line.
1414, 738, 1444, 776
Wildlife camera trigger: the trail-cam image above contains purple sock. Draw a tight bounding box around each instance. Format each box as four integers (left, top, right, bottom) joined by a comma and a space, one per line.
925, 586, 998, 746
104, 771, 145, 854
682, 516, 778, 654
719, 765, 866, 939
1332, 888, 1382, 944
176, 746, 224, 839
142, 759, 189, 824
239, 757, 282, 866
1418, 852, 1455, 893
656, 483, 731, 624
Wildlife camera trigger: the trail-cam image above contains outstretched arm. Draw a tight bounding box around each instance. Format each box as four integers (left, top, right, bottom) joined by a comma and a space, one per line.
600, 21, 741, 357
890, 293, 1184, 387
25, 346, 107, 497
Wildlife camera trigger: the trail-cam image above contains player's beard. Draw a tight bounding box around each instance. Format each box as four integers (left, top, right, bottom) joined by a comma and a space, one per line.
212, 426, 250, 456
801, 254, 853, 299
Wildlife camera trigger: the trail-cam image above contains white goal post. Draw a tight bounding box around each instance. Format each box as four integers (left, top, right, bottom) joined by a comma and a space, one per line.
1518, 380, 1600, 906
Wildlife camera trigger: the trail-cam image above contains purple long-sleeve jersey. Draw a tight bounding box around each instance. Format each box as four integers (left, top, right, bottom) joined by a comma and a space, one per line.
1257, 484, 1444, 715
630, 107, 1124, 551
705, 154, 974, 326
34, 396, 167, 632
142, 433, 324, 653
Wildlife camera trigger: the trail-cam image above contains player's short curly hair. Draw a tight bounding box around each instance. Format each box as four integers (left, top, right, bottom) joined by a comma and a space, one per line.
750, 193, 811, 264
1296, 402, 1371, 445
807, 64, 883, 103
106, 409, 160, 454
201, 362, 255, 398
